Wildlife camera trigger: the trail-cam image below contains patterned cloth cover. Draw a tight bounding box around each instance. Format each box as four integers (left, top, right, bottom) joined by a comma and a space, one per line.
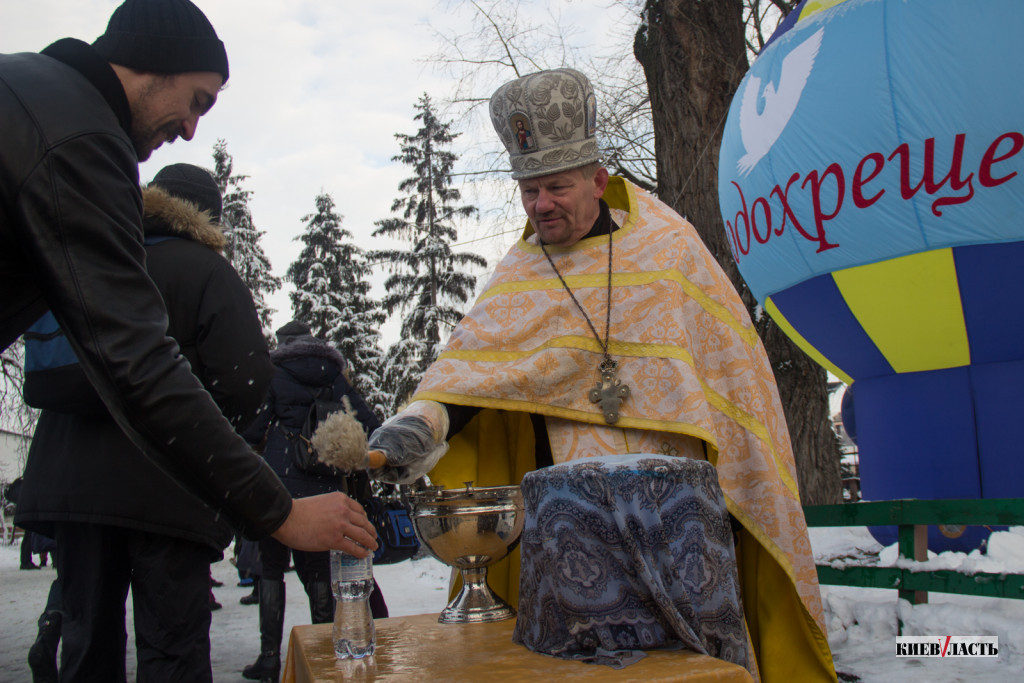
513, 454, 753, 674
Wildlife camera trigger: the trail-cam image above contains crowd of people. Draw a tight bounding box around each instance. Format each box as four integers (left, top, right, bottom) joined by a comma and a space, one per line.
1, 0, 837, 681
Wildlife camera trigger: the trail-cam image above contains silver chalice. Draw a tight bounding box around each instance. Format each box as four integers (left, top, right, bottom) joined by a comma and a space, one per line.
408, 483, 524, 624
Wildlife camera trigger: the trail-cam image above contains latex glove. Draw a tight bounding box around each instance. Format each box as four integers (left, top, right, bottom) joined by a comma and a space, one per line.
367, 400, 449, 484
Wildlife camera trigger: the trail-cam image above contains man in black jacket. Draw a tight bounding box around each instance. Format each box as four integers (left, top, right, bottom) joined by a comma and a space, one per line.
0, 0, 375, 586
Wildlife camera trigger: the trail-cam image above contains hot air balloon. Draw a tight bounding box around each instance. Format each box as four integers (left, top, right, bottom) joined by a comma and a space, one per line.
717, 0, 1024, 551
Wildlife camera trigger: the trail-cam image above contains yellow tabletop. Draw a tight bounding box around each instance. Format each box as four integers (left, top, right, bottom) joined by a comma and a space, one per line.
282, 613, 754, 682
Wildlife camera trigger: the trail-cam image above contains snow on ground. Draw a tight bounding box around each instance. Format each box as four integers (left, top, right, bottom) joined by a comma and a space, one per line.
814, 525, 1024, 682
2, 527, 1022, 681
0, 543, 450, 682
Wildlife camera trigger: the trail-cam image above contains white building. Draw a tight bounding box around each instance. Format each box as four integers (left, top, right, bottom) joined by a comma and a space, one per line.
0, 428, 29, 487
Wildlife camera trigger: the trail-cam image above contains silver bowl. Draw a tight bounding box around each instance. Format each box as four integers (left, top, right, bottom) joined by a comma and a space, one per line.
408, 484, 524, 623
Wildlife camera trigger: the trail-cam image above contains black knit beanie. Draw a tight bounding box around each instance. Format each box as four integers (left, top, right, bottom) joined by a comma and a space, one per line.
150, 163, 222, 222
275, 320, 313, 345
93, 0, 229, 82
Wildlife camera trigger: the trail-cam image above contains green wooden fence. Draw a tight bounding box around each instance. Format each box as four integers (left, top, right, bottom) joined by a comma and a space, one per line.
803, 498, 1024, 606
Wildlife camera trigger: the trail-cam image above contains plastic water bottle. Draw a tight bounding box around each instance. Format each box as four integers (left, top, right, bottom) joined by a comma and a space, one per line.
331, 549, 376, 659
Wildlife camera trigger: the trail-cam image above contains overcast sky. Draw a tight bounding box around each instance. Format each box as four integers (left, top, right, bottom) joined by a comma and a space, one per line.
3, 0, 638, 342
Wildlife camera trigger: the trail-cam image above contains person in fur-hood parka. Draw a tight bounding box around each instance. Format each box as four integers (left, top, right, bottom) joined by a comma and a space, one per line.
142, 161, 225, 248
17, 164, 274, 680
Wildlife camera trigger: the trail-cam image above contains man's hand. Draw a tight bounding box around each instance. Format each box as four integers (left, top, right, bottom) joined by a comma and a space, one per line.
271, 492, 378, 555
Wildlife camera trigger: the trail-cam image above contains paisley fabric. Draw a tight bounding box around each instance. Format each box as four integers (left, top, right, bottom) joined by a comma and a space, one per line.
513, 454, 753, 675
416, 177, 835, 681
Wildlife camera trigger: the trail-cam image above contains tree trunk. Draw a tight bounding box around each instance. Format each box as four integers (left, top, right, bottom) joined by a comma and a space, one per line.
635, 0, 841, 504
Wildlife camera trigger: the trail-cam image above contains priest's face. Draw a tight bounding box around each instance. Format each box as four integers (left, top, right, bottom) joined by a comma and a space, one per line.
518, 166, 609, 247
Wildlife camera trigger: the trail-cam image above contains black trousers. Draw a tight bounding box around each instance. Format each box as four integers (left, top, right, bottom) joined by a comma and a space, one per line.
258, 535, 328, 583
54, 522, 213, 683
21, 529, 36, 567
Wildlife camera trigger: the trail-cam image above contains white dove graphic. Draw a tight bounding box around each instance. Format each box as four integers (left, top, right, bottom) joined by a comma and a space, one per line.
737, 27, 824, 176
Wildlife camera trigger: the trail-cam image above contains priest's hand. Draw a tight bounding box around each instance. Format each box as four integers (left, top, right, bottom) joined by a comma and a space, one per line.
367, 400, 450, 484
271, 492, 378, 555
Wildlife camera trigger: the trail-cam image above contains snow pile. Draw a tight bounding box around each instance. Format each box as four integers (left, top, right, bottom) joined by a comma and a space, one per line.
812, 526, 1024, 681
813, 525, 883, 570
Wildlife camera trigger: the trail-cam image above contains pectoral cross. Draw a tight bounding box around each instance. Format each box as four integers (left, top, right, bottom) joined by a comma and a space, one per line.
588, 359, 631, 425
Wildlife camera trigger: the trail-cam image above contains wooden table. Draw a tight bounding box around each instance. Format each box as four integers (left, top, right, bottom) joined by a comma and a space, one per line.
282, 613, 754, 682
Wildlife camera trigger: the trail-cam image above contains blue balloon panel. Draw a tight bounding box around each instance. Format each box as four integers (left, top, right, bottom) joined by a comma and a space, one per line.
855, 368, 980, 503
971, 360, 1024, 499
954, 241, 1024, 366
853, 362, 1017, 551
855, 367, 988, 553
718, 0, 1024, 303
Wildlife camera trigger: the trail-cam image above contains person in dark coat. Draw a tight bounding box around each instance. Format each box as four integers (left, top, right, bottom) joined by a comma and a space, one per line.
241, 323, 388, 683
16, 163, 274, 682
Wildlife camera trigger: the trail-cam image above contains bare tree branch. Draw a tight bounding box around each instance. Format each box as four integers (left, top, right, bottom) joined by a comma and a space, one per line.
426, 0, 658, 234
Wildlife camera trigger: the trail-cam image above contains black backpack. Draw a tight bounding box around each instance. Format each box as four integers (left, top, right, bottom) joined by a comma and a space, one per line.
287, 385, 345, 477
288, 385, 420, 563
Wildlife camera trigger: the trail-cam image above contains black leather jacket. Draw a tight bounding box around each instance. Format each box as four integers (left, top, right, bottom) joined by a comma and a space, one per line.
0, 39, 291, 538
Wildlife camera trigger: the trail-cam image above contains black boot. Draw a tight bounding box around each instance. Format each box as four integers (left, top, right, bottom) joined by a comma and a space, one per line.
306, 580, 334, 625
240, 580, 260, 606
28, 611, 61, 683
242, 579, 285, 682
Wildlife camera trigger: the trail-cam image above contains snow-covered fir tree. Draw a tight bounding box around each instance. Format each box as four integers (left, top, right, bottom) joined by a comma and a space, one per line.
288, 193, 391, 418
372, 94, 487, 410
212, 139, 282, 336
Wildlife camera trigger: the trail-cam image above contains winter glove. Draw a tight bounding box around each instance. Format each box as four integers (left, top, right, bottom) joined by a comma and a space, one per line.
368, 400, 449, 484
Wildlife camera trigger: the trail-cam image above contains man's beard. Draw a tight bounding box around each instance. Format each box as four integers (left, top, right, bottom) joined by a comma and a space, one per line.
128, 76, 181, 161
130, 121, 181, 161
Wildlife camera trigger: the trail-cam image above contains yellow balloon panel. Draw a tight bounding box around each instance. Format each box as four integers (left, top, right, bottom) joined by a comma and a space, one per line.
832, 249, 970, 374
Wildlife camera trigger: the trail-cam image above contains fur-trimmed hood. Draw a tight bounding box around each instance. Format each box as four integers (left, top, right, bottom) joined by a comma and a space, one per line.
270, 336, 349, 406
271, 335, 347, 372
142, 185, 226, 253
